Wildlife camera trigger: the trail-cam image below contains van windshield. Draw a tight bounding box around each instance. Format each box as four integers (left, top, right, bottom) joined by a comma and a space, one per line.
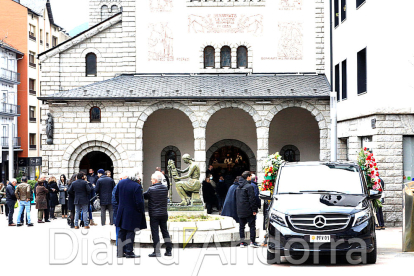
277, 165, 364, 195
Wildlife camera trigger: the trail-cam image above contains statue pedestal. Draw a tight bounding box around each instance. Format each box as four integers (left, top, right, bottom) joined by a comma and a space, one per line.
167, 203, 204, 212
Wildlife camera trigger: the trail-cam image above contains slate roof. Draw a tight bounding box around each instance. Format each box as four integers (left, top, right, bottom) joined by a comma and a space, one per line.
18, 0, 47, 16
0, 41, 24, 56
39, 74, 331, 101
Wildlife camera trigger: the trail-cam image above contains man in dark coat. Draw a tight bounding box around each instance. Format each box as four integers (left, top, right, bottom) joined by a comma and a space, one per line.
221, 176, 240, 223
144, 173, 172, 257
202, 177, 216, 214
236, 171, 258, 248
95, 169, 116, 226
6, 179, 18, 226
115, 172, 146, 258
216, 176, 228, 212
250, 174, 261, 210
68, 172, 92, 229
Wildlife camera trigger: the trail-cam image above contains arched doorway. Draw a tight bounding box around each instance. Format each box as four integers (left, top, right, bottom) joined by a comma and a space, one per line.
206, 139, 256, 185
79, 151, 114, 176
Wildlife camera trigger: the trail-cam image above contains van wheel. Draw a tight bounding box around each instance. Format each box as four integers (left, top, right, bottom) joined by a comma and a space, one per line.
367, 238, 377, 264
267, 249, 281, 264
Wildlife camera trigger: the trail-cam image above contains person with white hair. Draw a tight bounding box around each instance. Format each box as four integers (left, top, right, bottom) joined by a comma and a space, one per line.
144, 172, 172, 257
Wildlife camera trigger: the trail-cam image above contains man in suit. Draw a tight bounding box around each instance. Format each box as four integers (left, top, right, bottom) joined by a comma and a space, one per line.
115, 170, 146, 258
144, 173, 172, 257
95, 169, 115, 226
68, 172, 92, 229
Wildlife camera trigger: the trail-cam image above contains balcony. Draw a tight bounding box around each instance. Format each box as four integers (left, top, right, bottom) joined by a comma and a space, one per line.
0, 68, 21, 85
1, 137, 21, 148
29, 145, 37, 150
0, 103, 21, 116
46, 43, 49, 48
29, 62, 36, 69
29, 89, 36, 96
29, 117, 37, 123
40, 40, 43, 45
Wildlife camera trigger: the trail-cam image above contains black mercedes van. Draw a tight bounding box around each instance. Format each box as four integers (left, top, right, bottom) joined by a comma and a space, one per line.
260, 162, 381, 264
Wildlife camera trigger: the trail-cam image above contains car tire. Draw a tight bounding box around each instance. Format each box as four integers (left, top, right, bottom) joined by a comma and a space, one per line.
367, 237, 377, 264
267, 249, 281, 264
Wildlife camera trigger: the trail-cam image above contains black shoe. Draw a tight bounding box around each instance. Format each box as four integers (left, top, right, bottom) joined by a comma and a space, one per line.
149, 252, 161, 258
45, 220, 51, 222
27, 223, 34, 227
117, 253, 126, 258
165, 252, 172, 257
17, 223, 23, 227
125, 254, 140, 258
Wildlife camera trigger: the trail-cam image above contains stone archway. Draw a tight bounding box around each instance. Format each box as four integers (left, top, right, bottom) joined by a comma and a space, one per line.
161, 145, 181, 172
206, 139, 257, 172
200, 101, 263, 128
62, 135, 128, 180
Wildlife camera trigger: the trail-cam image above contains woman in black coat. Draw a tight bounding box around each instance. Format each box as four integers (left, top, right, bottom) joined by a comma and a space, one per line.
48, 176, 59, 219
202, 177, 217, 214
67, 173, 77, 228
58, 174, 68, 218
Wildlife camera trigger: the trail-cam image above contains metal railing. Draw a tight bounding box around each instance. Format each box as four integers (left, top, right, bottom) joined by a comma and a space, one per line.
0, 68, 21, 84
0, 103, 21, 116
29, 32, 36, 41
1, 137, 21, 148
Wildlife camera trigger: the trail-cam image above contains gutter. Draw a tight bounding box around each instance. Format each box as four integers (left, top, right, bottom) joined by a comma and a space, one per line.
38, 96, 331, 101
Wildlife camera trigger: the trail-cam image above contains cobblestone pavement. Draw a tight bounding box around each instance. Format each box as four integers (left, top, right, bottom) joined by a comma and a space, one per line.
1, 210, 413, 276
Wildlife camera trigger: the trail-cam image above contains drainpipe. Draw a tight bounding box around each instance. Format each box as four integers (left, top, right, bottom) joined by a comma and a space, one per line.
8, 122, 14, 179
329, 0, 338, 162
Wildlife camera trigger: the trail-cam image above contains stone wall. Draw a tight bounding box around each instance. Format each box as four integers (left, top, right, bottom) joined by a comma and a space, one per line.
40, 98, 330, 190
338, 114, 414, 226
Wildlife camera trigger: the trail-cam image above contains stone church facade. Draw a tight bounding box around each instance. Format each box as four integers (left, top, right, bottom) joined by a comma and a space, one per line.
38, 0, 333, 204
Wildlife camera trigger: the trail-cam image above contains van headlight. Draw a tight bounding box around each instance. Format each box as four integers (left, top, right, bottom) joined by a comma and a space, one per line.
353, 209, 371, 226
270, 210, 287, 227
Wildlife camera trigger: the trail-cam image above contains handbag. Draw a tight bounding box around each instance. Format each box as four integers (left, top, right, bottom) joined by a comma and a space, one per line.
93, 198, 101, 211
14, 201, 18, 209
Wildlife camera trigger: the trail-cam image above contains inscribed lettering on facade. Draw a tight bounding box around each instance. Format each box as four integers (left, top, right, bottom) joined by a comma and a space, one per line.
188, 14, 263, 34
279, 0, 302, 10
149, 0, 173, 12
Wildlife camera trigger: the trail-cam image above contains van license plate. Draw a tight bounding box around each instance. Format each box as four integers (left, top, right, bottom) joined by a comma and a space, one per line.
309, 235, 331, 243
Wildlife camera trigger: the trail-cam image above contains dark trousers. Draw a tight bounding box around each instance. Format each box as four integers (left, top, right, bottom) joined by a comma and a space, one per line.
101, 204, 114, 226
69, 207, 75, 227
150, 215, 172, 253
5, 203, 9, 216
239, 215, 256, 243
206, 202, 213, 214
217, 195, 226, 210
7, 201, 15, 224
20, 204, 31, 224
376, 206, 385, 227
61, 204, 68, 216
44, 205, 50, 221
118, 228, 136, 256
50, 206, 56, 218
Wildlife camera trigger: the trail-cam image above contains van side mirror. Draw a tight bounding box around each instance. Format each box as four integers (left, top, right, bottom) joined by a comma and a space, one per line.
259, 190, 272, 201
368, 189, 382, 201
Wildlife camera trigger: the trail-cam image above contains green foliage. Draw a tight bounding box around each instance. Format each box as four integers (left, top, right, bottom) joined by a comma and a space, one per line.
28, 180, 37, 191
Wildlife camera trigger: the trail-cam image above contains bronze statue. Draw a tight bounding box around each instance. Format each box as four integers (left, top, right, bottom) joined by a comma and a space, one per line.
170, 153, 202, 206
46, 113, 53, 145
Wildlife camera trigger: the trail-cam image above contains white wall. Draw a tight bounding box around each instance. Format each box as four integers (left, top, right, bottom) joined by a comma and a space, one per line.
334, 1, 414, 121
135, 0, 318, 73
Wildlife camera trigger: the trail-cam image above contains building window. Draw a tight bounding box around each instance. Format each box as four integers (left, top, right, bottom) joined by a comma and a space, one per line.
86, 53, 97, 77
204, 46, 215, 68
29, 79, 36, 95
46, 33, 49, 48
341, 59, 347, 100
29, 133, 36, 150
334, 0, 339, 27
357, 0, 365, 8
29, 24, 36, 40
39, 29, 43, 44
335, 63, 340, 101
101, 5, 109, 20
220, 46, 231, 68
52, 36, 58, 47
237, 46, 248, 68
29, 52, 36, 68
29, 106, 36, 123
361, 136, 373, 153
90, 107, 101, 123
111, 5, 119, 13
280, 145, 300, 162
341, 0, 346, 22
357, 48, 367, 94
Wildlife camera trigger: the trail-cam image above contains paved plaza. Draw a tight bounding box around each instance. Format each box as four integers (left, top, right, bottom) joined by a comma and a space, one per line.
2, 209, 413, 276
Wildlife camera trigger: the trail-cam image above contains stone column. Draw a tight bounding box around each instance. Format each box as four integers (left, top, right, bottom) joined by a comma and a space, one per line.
136, 124, 144, 180
194, 127, 207, 181
257, 126, 269, 181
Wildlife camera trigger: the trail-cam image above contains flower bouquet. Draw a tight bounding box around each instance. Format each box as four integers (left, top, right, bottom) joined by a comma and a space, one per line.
260, 152, 284, 195
357, 148, 383, 209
